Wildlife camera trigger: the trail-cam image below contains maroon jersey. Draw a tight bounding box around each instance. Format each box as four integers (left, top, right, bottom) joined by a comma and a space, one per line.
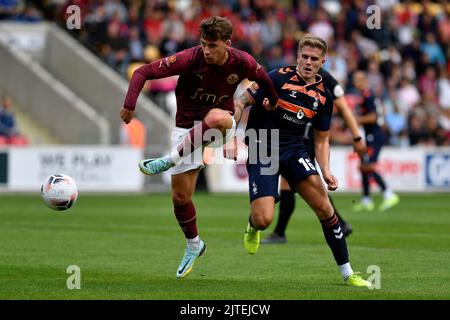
123, 46, 278, 128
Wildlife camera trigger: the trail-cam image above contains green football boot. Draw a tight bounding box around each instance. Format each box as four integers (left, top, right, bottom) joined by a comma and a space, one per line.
345, 273, 372, 287
139, 157, 174, 175
352, 200, 375, 212
176, 240, 206, 279
378, 194, 400, 212
244, 222, 260, 254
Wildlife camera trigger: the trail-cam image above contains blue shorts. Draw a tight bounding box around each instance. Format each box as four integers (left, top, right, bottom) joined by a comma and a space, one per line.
247, 149, 318, 203
362, 133, 385, 164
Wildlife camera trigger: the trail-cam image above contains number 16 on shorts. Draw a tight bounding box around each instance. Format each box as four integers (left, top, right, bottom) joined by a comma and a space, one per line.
299, 157, 316, 171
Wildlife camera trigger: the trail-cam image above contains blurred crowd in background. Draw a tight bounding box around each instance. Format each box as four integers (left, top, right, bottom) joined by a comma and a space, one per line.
1, 0, 450, 147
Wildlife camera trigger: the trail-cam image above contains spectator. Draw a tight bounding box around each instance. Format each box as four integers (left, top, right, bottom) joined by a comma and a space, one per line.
419, 65, 438, 98
280, 15, 298, 63
401, 58, 417, 81
421, 33, 446, 66
293, 0, 312, 31
259, 10, 282, 49
242, 12, 261, 40
396, 9, 417, 47
143, 8, 165, 47
236, 0, 253, 21
308, 7, 334, 43
401, 38, 424, 72
266, 46, 285, 71
248, 39, 268, 70
120, 118, 147, 150
104, 12, 129, 76
161, 10, 186, 44
84, 4, 108, 52
385, 103, 407, 147
437, 10, 450, 45
439, 108, 450, 143
351, 30, 379, 60
417, 1, 439, 40
0, 95, 17, 137
438, 67, 450, 110
104, 0, 127, 22
396, 78, 421, 117
408, 112, 428, 146
32, 0, 448, 146
425, 114, 448, 146
323, 47, 347, 85
366, 59, 384, 98
128, 26, 144, 62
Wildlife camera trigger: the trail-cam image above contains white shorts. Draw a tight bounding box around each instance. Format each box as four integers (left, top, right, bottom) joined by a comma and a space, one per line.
170, 118, 237, 175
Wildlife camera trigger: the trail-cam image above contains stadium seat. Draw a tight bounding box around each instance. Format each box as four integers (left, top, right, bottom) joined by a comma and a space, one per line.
144, 45, 161, 62
127, 62, 145, 80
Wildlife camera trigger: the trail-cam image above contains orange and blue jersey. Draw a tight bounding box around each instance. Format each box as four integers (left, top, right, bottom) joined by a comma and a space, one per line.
356, 88, 386, 163
357, 88, 384, 137
246, 66, 334, 159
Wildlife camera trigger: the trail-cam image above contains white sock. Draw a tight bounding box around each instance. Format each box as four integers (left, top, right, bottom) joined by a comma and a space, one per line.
339, 262, 354, 280
187, 236, 200, 249
383, 189, 394, 199
362, 196, 372, 205
167, 151, 179, 165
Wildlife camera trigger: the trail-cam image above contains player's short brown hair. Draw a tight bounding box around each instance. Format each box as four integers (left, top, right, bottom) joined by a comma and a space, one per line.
298, 35, 328, 56
199, 16, 232, 41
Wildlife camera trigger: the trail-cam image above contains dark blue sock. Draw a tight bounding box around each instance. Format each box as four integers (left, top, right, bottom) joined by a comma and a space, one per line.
328, 194, 346, 225
372, 171, 387, 191
273, 190, 296, 236
362, 172, 370, 197
320, 213, 349, 265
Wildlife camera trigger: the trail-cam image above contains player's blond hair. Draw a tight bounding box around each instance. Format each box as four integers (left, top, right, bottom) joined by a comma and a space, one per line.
199, 16, 232, 41
298, 35, 328, 56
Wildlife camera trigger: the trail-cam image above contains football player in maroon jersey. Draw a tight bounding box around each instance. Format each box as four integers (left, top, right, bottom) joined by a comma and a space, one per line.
120, 16, 278, 279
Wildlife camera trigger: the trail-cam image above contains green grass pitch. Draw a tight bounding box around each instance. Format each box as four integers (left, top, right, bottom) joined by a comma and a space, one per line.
0, 192, 449, 300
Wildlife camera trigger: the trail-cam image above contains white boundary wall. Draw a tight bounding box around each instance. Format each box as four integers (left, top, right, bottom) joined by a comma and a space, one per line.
2, 146, 449, 193
205, 146, 450, 193
0, 146, 143, 191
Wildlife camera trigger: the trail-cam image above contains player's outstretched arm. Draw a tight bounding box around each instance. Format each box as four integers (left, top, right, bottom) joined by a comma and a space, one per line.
334, 96, 366, 156
122, 64, 155, 114
314, 129, 338, 191
121, 52, 188, 122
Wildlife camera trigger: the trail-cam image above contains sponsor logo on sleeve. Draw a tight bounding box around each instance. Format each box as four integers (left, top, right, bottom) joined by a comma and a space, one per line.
161, 55, 177, 67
